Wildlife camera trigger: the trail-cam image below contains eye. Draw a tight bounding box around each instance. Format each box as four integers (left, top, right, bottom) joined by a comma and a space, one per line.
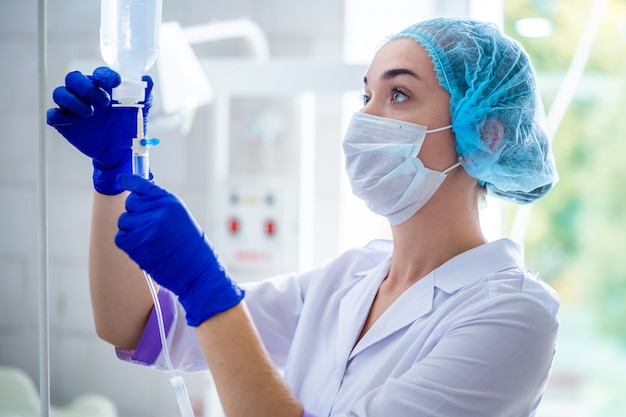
392, 89, 408, 103
361, 94, 370, 106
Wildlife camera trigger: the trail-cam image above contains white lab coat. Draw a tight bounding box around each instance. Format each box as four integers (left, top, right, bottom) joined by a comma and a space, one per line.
119, 238, 560, 417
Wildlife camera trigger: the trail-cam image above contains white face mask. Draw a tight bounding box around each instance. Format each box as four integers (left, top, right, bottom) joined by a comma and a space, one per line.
343, 112, 459, 225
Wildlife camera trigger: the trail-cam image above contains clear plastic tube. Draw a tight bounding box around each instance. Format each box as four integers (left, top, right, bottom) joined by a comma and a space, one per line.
143, 272, 175, 373
132, 150, 149, 180
132, 113, 193, 417
131, 107, 156, 180
134, 153, 194, 417
143, 272, 195, 417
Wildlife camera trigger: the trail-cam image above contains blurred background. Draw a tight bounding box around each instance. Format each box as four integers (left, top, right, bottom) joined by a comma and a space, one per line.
1, 0, 626, 416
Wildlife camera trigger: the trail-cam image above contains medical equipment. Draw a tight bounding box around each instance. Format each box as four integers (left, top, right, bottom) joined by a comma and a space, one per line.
131, 111, 159, 180
129, 53, 195, 417
100, 0, 162, 105
100, 2, 194, 416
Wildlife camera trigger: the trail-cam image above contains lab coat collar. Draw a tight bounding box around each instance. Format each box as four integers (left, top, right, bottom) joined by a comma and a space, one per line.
337, 254, 393, 365
338, 252, 437, 361
433, 238, 525, 294
350, 238, 524, 293
348, 271, 435, 359
340, 238, 524, 361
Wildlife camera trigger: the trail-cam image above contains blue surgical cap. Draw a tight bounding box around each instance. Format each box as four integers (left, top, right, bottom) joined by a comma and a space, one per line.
388, 18, 558, 204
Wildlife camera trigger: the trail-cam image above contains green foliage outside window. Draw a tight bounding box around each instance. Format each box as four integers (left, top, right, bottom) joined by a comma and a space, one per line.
504, 0, 626, 341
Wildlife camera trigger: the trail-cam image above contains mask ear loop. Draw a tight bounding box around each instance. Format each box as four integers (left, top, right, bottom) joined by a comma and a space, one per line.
425, 124, 459, 174
426, 124, 453, 134
442, 158, 462, 174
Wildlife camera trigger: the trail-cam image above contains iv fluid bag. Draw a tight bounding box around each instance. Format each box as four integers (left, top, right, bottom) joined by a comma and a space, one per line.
100, 0, 162, 103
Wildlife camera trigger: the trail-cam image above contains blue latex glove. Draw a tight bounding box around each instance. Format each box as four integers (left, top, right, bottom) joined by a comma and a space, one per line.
115, 173, 245, 326
46, 67, 153, 195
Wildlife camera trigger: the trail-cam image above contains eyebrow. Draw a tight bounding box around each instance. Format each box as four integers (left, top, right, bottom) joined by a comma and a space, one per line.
363, 68, 420, 85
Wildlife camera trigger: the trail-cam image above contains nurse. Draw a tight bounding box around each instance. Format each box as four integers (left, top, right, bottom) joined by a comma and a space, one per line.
48, 18, 559, 417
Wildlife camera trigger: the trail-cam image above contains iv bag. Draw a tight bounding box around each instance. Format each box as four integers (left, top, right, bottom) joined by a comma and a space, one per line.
100, 0, 163, 104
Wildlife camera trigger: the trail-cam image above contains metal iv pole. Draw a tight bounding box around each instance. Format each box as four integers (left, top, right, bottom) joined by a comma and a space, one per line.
37, 0, 50, 415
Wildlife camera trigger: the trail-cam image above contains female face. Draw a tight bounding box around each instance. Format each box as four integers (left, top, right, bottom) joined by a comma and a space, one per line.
361, 37, 457, 172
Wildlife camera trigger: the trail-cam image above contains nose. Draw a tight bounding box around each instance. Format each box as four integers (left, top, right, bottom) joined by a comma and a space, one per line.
359, 99, 382, 117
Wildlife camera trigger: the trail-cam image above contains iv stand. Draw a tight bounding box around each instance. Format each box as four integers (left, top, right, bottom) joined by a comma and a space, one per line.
37, 0, 50, 416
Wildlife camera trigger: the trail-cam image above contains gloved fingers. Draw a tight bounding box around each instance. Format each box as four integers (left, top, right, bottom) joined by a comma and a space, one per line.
114, 227, 132, 251
116, 211, 136, 233
116, 198, 166, 244
91, 66, 122, 92
118, 173, 175, 214
46, 107, 79, 127
50, 70, 111, 119
114, 221, 152, 254
51, 83, 94, 118
117, 172, 162, 196
65, 70, 112, 109
116, 211, 152, 234
122, 189, 163, 213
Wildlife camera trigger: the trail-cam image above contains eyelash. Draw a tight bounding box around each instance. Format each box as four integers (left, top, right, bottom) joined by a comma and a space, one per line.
361, 88, 409, 106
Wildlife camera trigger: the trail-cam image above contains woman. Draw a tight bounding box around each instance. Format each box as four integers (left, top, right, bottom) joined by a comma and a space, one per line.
48, 18, 559, 417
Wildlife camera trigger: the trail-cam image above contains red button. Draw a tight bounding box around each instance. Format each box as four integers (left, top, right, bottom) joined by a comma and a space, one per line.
227, 217, 240, 234
264, 219, 276, 236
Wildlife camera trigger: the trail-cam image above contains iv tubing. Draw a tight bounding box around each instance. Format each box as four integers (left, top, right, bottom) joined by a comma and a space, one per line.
130, 92, 169, 364
143, 273, 176, 373
131, 107, 194, 417
37, 0, 50, 415
143, 274, 194, 417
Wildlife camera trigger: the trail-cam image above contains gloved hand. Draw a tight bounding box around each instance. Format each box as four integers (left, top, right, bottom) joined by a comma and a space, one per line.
115, 173, 245, 326
46, 67, 153, 195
